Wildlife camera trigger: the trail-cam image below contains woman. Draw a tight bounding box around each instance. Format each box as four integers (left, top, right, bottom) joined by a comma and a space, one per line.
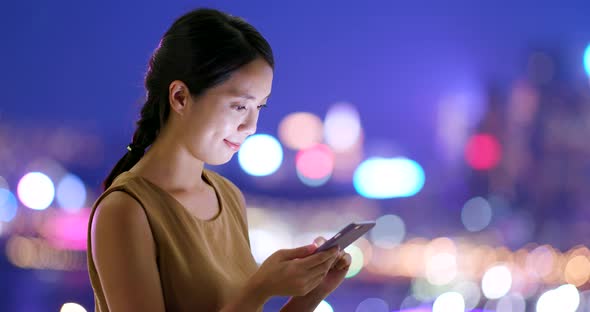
87, 8, 352, 312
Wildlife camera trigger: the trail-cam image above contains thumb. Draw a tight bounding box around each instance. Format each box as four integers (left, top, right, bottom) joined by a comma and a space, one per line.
278, 244, 316, 260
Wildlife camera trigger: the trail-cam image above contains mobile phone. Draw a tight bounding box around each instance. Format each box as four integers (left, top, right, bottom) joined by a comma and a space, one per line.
312, 221, 376, 254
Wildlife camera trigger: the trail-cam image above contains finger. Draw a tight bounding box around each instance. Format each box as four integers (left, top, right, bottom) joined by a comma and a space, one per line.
308, 267, 329, 288
277, 244, 315, 260
335, 253, 352, 270
313, 236, 327, 248
298, 246, 339, 268
308, 252, 340, 276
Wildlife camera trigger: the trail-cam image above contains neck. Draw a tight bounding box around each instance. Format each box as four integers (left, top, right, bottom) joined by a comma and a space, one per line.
130, 127, 207, 193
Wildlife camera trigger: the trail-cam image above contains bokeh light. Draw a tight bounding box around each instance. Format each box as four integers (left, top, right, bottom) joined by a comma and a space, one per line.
345, 244, 364, 278
249, 228, 292, 264
497, 293, 526, 312
295, 144, 334, 187
278, 112, 324, 150
432, 292, 465, 312
526, 246, 555, 278
536, 284, 580, 312
426, 252, 458, 285
355, 297, 389, 312
461, 196, 493, 232
56, 173, 87, 213
584, 44, 590, 76
564, 255, 590, 286
6, 235, 86, 271
324, 102, 362, 152
465, 134, 501, 170
482, 265, 512, 299
353, 157, 425, 199
452, 281, 481, 310
40, 209, 90, 250
0, 188, 18, 222
17, 172, 55, 210
314, 300, 334, 312
238, 134, 283, 176
370, 214, 406, 249
60, 302, 88, 312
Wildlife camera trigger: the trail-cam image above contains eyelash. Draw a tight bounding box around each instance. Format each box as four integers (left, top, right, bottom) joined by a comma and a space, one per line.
234, 104, 267, 111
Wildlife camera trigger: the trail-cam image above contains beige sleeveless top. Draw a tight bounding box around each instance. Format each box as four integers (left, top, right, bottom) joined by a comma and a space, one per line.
86, 169, 260, 312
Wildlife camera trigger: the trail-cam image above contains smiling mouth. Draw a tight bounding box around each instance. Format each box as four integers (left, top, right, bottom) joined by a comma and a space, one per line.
224, 139, 241, 151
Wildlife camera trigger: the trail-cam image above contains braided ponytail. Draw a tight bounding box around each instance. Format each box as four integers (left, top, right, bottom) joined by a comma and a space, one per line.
102, 92, 164, 190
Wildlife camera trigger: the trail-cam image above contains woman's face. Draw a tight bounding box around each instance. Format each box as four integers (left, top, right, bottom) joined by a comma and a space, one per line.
173, 58, 273, 165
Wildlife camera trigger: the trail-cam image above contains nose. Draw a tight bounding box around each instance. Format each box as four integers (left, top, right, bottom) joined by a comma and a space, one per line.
238, 109, 258, 136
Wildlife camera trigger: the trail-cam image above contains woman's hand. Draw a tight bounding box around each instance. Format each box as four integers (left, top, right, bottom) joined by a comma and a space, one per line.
279, 237, 352, 312
302, 237, 352, 300
248, 243, 341, 300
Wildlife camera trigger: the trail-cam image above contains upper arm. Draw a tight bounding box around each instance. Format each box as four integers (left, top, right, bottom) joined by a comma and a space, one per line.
90, 191, 165, 312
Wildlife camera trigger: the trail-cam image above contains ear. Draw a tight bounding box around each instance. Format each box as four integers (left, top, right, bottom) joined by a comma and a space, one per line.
168, 80, 192, 116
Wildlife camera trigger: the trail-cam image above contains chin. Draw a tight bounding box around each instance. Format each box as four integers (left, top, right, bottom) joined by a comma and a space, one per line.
205, 154, 234, 166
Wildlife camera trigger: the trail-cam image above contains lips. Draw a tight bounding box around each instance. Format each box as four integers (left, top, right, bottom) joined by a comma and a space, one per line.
224, 139, 241, 151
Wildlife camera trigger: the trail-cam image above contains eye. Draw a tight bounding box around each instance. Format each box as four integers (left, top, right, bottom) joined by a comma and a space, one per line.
233, 105, 247, 111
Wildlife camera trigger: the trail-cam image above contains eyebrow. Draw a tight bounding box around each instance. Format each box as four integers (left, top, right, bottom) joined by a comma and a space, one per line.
234, 92, 271, 101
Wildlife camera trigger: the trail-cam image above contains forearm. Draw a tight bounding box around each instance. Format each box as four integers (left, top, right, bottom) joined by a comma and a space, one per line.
220, 278, 269, 312
279, 293, 323, 312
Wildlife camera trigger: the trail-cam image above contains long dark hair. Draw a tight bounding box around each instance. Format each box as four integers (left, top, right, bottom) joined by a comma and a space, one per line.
103, 8, 274, 190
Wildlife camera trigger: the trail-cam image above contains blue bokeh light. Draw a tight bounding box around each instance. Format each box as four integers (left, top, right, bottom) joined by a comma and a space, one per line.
238, 134, 284, 177
353, 157, 425, 199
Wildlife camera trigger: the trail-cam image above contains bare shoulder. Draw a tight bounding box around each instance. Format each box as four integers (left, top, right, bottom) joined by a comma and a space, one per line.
90, 191, 165, 312
91, 191, 152, 247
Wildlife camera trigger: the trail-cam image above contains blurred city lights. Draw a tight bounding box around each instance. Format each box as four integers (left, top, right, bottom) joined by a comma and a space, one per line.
278, 112, 324, 150
465, 134, 501, 170
17, 172, 55, 210
436, 90, 486, 163
353, 157, 425, 199
509, 80, 539, 125
0, 188, 18, 222
452, 281, 481, 310
56, 173, 87, 213
313, 300, 334, 312
345, 244, 364, 278
249, 227, 292, 264
355, 298, 389, 312
324, 102, 362, 152
295, 144, 334, 187
426, 252, 458, 285
6, 235, 86, 271
536, 284, 580, 312
40, 209, 90, 250
482, 265, 513, 299
461, 196, 493, 232
238, 134, 283, 176
526, 246, 555, 278
496, 293, 526, 312
432, 292, 465, 312
369, 214, 406, 249
60, 303, 88, 312
584, 44, 590, 76
564, 255, 590, 286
